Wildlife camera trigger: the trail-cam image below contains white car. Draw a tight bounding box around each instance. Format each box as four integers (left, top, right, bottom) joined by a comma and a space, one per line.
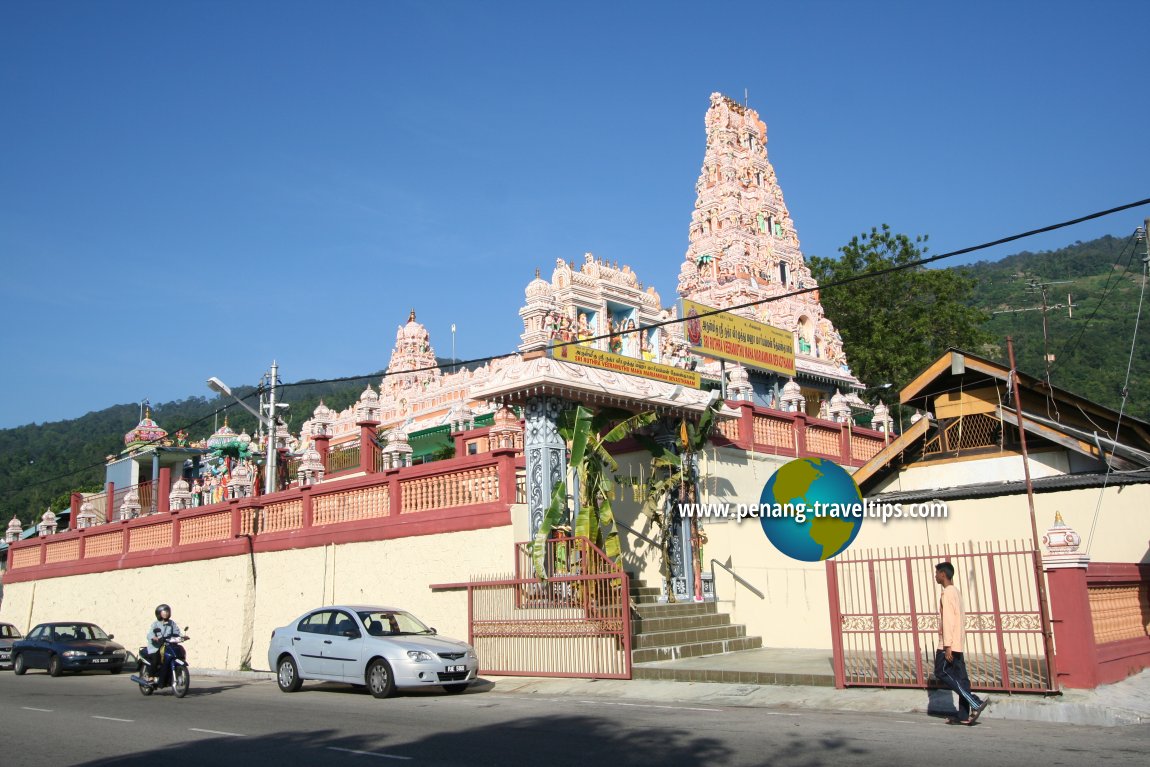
267, 605, 478, 698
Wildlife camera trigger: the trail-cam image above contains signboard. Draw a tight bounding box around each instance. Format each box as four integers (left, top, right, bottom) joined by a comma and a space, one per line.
680, 299, 796, 376
550, 343, 701, 389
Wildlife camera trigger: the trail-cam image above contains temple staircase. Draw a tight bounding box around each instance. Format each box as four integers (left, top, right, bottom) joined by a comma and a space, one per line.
628, 576, 761, 668
628, 577, 837, 685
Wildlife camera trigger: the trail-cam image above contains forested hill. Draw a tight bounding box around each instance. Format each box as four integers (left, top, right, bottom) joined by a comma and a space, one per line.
967, 234, 1149, 424
0, 368, 417, 527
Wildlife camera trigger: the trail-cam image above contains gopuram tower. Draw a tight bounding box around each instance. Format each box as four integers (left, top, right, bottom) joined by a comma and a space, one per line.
677, 93, 862, 413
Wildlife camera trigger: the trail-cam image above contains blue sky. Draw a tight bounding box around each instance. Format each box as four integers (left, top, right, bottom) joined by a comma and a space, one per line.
1, 0, 1147, 429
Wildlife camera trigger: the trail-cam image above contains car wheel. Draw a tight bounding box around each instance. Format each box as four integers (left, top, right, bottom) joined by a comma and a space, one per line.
13, 654, 27, 675
277, 656, 302, 693
366, 659, 395, 699
443, 683, 469, 694
48, 655, 63, 677
110, 665, 123, 675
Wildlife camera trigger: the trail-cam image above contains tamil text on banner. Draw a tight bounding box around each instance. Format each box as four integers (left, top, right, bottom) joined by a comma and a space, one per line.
680, 299, 796, 376
550, 343, 702, 389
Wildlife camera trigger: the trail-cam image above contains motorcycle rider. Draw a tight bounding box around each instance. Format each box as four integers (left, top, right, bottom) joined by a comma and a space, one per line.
144, 603, 184, 685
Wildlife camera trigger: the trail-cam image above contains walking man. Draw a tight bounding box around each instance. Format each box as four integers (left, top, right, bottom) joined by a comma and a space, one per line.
935, 561, 990, 725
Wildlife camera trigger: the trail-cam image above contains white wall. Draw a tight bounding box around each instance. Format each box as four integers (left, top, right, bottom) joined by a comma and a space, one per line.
0, 525, 515, 671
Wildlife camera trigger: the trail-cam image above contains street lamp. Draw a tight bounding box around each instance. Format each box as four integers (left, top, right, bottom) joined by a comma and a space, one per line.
207, 362, 281, 496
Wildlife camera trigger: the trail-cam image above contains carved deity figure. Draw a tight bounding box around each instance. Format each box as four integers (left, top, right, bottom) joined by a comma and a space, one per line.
607, 315, 623, 355
576, 313, 593, 346
622, 319, 640, 358
558, 314, 574, 343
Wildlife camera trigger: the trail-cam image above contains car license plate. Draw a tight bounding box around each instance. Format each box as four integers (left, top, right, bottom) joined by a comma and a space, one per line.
0, 652, 9, 660
446, 664, 466, 673
92, 658, 109, 663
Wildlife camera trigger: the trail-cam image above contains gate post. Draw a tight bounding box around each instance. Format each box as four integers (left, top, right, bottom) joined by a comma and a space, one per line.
1043, 513, 1096, 688
826, 559, 847, 688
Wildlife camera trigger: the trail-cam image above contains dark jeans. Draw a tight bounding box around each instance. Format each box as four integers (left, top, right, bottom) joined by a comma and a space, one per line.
934, 649, 983, 718
144, 649, 166, 684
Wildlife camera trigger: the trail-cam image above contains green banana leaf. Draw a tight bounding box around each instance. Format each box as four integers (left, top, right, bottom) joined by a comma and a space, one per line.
532, 479, 569, 579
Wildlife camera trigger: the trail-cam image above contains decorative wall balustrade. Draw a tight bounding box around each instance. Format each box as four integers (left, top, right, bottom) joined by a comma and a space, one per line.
400, 465, 500, 514
719, 402, 886, 467
128, 522, 173, 552
260, 499, 304, 534
5, 449, 524, 584
805, 425, 841, 456
313, 486, 389, 526
1089, 583, 1150, 644
753, 413, 794, 449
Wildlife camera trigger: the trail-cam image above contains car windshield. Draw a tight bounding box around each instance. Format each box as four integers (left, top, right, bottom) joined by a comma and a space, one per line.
52, 624, 109, 642
357, 610, 432, 637
0, 625, 21, 639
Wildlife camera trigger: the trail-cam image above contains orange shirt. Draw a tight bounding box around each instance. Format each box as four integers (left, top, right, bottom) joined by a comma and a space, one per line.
938, 584, 965, 653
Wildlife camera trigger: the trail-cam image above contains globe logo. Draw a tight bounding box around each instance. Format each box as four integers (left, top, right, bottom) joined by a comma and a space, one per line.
759, 457, 864, 562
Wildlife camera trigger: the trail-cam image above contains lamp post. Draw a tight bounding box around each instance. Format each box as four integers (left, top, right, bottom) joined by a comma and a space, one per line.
208, 361, 281, 496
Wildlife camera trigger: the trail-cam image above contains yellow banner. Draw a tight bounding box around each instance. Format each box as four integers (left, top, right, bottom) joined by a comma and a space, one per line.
550, 343, 701, 389
680, 299, 796, 376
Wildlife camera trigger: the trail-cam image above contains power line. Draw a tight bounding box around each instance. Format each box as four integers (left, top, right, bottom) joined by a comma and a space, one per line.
1046, 230, 1143, 377
1086, 221, 1150, 553
278, 196, 1150, 391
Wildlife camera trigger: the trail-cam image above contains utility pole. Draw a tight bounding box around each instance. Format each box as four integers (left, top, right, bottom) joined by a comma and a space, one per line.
1006, 336, 1059, 691
264, 361, 279, 496
993, 278, 1076, 420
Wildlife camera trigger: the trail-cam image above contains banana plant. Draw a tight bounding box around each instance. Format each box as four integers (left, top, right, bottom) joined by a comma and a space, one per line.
532, 404, 658, 579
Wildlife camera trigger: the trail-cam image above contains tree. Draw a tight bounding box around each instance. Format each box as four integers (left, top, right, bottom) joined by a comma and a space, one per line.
531, 405, 657, 578
808, 225, 993, 397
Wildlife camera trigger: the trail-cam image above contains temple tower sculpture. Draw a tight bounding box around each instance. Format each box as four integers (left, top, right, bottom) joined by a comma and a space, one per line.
384, 309, 441, 394
677, 93, 861, 407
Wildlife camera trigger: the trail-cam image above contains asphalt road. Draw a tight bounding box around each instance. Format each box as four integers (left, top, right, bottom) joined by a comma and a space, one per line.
2, 670, 1147, 766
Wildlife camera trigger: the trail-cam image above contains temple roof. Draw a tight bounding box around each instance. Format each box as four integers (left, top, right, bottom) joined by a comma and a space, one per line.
124, 405, 168, 449
470, 355, 737, 420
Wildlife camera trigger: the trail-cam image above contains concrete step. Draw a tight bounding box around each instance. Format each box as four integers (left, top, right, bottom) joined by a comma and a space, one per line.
628, 586, 663, 600
631, 635, 762, 664
631, 611, 731, 635
631, 662, 834, 687
632, 601, 718, 619
633, 623, 747, 650
631, 647, 837, 687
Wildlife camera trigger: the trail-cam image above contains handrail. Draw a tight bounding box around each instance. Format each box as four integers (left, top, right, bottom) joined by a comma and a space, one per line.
616, 520, 661, 549
710, 558, 765, 599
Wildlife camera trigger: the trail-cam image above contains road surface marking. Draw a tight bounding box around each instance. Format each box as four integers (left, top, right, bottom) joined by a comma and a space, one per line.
189, 728, 245, 737
894, 720, 919, 725
764, 712, 802, 717
327, 747, 412, 760
577, 700, 722, 712
92, 716, 134, 722
22, 707, 53, 712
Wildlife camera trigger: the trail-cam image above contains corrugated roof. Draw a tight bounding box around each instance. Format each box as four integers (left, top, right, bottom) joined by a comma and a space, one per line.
869, 471, 1150, 504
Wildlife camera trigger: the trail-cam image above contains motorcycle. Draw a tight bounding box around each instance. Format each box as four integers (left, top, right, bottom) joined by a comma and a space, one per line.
130, 627, 190, 698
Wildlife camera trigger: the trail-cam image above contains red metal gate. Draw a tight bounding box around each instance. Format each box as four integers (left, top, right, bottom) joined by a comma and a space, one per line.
448, 537, 631, 679
827, 541, 1054, 692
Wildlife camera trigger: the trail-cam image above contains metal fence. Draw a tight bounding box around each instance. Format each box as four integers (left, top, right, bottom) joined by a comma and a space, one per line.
827, 541, 1053, 692
459, 537, 632, 679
